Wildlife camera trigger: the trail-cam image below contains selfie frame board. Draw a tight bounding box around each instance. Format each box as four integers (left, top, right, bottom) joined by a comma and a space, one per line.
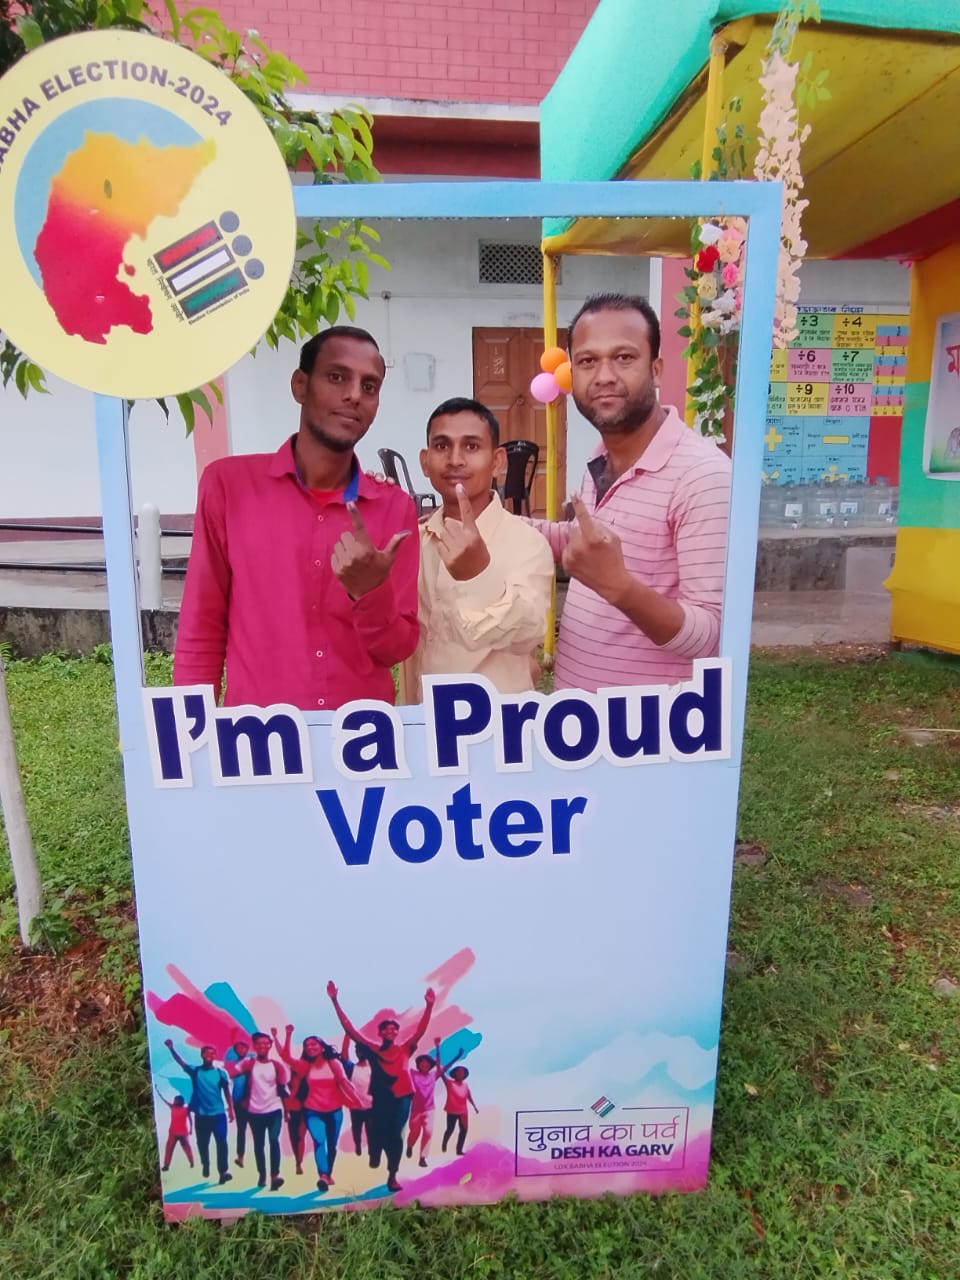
95, 179, 782, 1220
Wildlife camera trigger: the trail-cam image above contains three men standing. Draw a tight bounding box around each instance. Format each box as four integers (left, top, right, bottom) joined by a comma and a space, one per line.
176, 295, 729, 707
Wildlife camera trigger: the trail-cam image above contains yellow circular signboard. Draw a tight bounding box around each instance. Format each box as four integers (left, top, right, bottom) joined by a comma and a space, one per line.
0, 30, 296, 398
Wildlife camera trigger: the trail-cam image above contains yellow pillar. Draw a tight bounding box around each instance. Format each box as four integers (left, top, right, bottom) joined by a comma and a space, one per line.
542, 250, 560, 660
543, 252, 560, 522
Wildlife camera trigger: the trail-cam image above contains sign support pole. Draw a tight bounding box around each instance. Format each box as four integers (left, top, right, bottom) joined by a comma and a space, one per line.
94, 394, 146, 748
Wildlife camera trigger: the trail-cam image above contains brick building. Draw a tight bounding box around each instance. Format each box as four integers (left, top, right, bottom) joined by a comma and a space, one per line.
219, 0, 597, 177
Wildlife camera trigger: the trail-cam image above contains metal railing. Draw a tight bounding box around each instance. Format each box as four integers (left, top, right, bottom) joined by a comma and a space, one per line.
0, 508, 192, 607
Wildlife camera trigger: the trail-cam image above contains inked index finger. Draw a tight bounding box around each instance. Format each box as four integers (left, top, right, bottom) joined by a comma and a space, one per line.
455, 483, 477, 529
346, 501, 372, 542
570, 494, 597, 536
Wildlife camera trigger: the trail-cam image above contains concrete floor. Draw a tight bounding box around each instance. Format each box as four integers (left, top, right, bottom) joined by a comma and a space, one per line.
0, 534, 896, 649
752, 589, 891, 647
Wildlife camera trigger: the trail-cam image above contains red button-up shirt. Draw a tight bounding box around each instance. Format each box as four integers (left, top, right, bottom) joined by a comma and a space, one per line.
174, 438, 419, 709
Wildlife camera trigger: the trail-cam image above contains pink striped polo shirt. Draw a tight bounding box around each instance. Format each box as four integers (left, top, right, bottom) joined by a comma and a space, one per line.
535, 407, 731, 691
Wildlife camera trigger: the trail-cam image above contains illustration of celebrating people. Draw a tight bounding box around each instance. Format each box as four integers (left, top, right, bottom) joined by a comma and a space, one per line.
223, 1033, 254, 1169
440, 1061, 479, 1157
342, 1037, 375, 1157
156, 1089, 195, 1173
274, 1029, 363, 1193
407, 1036, 463, 1168
164, 1040, 234, 1183
274, 1025, 307, 1175
327, 980, 436, 1192
235, 1032, 288, 1191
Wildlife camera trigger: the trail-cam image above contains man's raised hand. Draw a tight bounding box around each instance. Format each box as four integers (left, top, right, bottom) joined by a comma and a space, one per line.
436, 484, 491, 581
561, 495, 630, 603
332, 502, 410, 599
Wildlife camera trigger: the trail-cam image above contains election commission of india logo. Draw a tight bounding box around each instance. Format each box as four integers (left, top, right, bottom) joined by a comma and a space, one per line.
0, 31, 295, 399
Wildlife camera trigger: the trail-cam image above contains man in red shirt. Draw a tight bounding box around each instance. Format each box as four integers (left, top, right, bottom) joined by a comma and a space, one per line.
174, 326, 419, 710
326, 979, 435, 1193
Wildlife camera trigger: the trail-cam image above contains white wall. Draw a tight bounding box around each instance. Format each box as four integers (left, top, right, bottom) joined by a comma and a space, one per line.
2, 216, 645, 517
797, 258, 911, 308
1, 216, 911, 519
2, 372, 100, 518
0, 366, 196, 519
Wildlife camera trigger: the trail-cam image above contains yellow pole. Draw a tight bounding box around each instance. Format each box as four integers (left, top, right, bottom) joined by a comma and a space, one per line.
543, 252, 560, 521
685, 32, 728, 426
542, 249, 560, 661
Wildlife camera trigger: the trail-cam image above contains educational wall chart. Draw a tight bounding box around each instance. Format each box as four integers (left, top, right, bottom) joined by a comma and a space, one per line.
763, 305, 909, 485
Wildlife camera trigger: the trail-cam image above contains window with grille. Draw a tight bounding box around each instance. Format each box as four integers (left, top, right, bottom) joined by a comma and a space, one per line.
478, 242, 560, 286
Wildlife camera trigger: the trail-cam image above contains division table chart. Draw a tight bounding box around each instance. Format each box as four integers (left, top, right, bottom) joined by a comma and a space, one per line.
764, 306, 909, 484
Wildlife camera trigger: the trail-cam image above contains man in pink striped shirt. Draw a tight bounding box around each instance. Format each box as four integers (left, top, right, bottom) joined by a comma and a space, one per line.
533, 294, 731, 691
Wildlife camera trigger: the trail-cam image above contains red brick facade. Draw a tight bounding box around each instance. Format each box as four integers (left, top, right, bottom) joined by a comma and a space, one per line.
217, 0, 597, 105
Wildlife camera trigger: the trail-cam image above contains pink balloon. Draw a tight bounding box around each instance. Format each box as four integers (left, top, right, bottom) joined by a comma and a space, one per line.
530, 371, 560, 403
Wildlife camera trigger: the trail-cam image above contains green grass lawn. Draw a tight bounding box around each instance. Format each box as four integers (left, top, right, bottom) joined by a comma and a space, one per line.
1, 651, 959, 1279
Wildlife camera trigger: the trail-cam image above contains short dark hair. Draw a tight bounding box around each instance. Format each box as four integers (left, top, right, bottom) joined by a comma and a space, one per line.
426, 397, 500, 447
567, 293, 661, 359
379, 1018, 400, 1033
299, 325, 382, 375
252, 1031, 271, 1044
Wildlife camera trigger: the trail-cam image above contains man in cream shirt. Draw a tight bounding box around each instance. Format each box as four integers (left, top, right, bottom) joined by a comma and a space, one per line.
404, 397, 554, 700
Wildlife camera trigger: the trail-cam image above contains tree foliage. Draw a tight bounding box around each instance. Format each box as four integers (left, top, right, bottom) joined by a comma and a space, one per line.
0, 0, 389, 428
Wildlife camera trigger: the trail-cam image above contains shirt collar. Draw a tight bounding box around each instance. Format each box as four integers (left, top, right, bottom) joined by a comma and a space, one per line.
424, 490, 505, 538
588, 404, 687, 480
268, 435, 361, 502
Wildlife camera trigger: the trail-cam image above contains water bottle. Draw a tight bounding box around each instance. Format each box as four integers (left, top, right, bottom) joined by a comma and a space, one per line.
759, 475, 781, 527
838, 480, 864, 529
780, 482, 804, 529
887, 484, 899, 527
810, 481, 838, 529
864, 477, 895, 527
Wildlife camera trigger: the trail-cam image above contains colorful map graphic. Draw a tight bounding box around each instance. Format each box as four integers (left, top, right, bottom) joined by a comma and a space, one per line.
34, 130, 214, 343
14, 99, 212, 345
1, 32, 296, 398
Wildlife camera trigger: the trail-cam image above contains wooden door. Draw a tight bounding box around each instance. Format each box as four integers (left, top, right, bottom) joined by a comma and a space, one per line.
472, 327, 567, 517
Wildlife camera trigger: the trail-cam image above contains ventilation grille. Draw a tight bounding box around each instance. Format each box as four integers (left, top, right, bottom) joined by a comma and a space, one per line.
478, 242, 559, 286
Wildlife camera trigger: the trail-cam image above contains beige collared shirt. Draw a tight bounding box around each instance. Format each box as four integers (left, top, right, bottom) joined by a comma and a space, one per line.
404, 492, 554, 700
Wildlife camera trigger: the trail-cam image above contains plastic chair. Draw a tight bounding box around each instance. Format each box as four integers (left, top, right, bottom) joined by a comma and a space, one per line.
377, 448, 438, 517
501, 439, 539, 516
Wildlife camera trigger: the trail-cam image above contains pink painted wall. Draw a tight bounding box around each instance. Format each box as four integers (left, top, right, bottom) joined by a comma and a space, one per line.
191, 379, 231, 475
658, 257, 692, 414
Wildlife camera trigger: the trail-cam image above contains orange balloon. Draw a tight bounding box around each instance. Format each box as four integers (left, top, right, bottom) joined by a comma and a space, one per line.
554, 361, 573, 392
540, 346, 567, 374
